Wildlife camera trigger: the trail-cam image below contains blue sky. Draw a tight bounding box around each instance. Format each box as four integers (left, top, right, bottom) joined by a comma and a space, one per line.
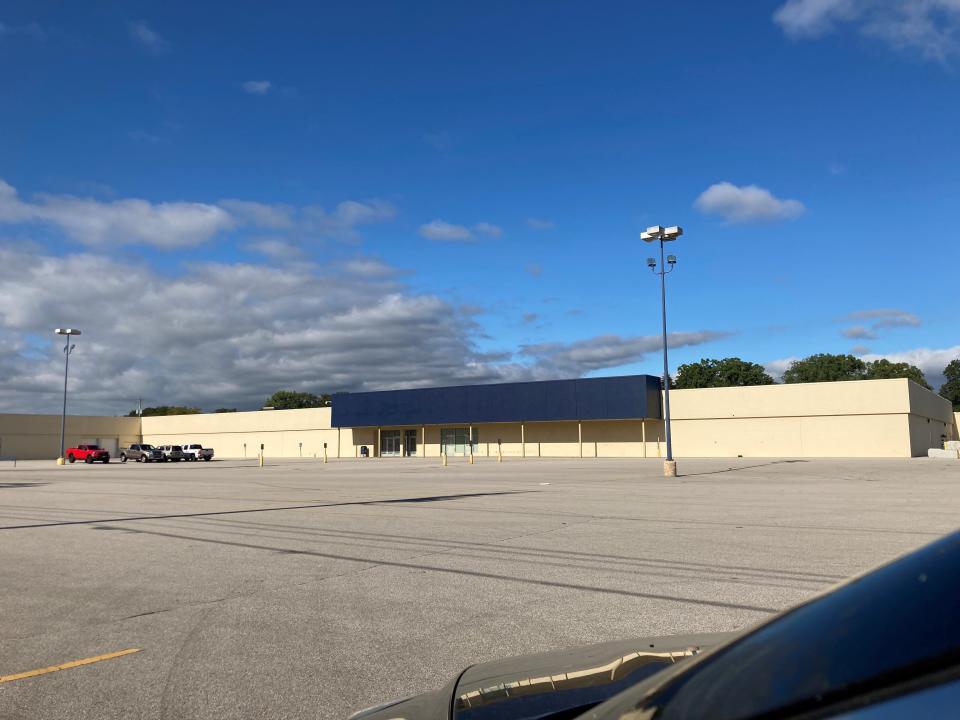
1, 1, 958, 413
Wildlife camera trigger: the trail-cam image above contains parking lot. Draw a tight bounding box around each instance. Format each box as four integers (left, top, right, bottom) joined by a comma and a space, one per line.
2, 456, 959, 719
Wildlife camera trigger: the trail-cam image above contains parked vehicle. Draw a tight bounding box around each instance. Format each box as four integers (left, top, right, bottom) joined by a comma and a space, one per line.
65, 444, 110, 464
181, 443, 214, 461
158, 445, 185, 462
119, 443, 164, 463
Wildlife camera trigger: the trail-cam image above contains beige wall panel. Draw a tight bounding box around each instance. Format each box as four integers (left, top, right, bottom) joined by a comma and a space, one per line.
907, 414, 952, 456
580, 420, 645, 458
521, 422, 579, 457
670, 379, 914, 420
0, 414, 140, 460
142, 408, 344, 458
671, 417, 802, 457
906, 381, 955, 423
798, 415, 908, 458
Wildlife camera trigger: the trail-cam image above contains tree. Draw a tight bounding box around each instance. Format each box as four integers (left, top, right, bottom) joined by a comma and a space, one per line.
782, 354, 867, 384
264, 390, 331, 409
127, 406, 201, 417
675, 358, 775, 389
213, 408, 238, 413
864, 359, 931, 390
940, 358, 960, 410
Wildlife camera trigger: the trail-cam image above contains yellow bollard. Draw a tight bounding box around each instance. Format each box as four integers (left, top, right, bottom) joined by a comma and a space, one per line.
442, 451, 448, 467
56, 457, 65, 466
497, 448, 502, 463
469, 450, 474, 465
259, 452, 264, 468
323, 447, 328, 464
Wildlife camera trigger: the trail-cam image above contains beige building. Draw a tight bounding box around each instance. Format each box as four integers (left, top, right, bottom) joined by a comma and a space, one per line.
1, 377, 956, 462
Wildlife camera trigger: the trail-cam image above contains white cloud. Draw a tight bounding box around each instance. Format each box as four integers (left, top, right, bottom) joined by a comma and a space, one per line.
242, 80, 272, 95
219, 200, 295, 229
304, 200, 396, 241
774, 0, 960, 62
474, 222, 502, 238
847, 308, 921, 329
774, 0, 859, 37
519, 331, 732, 378
418, 219, 502, 241
842, 326, 877, 340
128, 20, 166, 53
245, 238, 303, 260
0, 246, 731, 413
764, 356, 801, 382
862, 345, 960, 389
850, 344, 872, 355
0, 179, 394, 248
526, 218, 555, 230
0, 179, 233, 248
419, 219, 474, 242
694, 182, 806, 224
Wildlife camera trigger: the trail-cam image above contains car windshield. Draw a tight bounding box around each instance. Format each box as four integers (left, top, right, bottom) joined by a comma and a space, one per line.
86, 445, 100, 449
171, 446, 182, 451
141, 444, 153, 450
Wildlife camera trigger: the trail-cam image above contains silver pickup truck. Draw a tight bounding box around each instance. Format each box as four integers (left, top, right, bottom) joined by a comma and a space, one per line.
119, 443, 164, 463
181, 443, 214, 461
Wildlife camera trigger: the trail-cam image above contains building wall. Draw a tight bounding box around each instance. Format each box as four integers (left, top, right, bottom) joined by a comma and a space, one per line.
3, 379, 954, 461
142, 408, 350, 459
668, 379, 953, 458
0, 414, 141, 460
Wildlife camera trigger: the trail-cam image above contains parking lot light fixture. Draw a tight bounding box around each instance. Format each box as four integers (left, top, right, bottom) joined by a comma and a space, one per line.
642, 226, 683, 477
54, 328, 81, 465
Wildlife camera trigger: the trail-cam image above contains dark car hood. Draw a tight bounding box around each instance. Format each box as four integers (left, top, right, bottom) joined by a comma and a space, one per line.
351, 633, 736, 720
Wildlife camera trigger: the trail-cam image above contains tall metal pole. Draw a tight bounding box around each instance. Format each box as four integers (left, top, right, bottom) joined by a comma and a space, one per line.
59, 334, 71, 461
659, 238, 673, 462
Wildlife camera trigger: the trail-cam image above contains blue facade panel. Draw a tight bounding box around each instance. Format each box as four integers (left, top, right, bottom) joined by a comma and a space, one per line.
331, 375, 662, 427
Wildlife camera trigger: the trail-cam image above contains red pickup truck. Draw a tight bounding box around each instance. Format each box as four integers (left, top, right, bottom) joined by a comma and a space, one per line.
66, 444, 111, 463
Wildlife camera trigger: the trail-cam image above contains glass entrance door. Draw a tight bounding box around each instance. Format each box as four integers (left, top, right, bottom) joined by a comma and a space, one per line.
441, 428, 478, 456
380, 430, 401, 457
404, 429, 418, 456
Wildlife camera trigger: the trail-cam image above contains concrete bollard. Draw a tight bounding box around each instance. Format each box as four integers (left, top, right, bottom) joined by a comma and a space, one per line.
663, 460, 677, 477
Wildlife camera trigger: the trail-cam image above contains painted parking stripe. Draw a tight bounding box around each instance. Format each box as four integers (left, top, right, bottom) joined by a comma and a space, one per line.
0, 648, 141, 684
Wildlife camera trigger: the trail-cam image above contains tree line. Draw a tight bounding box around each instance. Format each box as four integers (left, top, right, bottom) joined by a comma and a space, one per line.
674, 354, 960, 410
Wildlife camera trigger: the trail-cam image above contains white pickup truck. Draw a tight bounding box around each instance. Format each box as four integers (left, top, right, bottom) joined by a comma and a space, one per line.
181, 443, 214, 461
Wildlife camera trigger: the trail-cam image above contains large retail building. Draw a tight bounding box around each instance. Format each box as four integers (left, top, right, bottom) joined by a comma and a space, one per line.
1, 375, 957, 461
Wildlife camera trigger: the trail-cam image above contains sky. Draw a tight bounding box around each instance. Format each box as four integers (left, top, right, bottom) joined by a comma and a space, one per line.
1, 0, 959, 414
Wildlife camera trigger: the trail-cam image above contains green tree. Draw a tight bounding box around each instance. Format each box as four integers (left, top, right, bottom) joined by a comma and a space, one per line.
213, 408, 238, 413
940, 358, 960, 410
864, 359, 931, 390
264, 390, 331, 409
782, 354, 867, 384
127, 406, 201, 417
675, 358, 775, 389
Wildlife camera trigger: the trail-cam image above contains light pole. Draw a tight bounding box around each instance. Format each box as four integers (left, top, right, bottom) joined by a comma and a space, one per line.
54, 328, 81, 465
641, 225, 682, 477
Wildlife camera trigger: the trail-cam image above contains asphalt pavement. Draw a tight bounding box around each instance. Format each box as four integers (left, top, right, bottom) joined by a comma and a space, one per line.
1, 456, 958, 719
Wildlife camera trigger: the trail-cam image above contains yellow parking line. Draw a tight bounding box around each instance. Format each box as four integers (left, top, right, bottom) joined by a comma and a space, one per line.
0, 648, 141, 684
